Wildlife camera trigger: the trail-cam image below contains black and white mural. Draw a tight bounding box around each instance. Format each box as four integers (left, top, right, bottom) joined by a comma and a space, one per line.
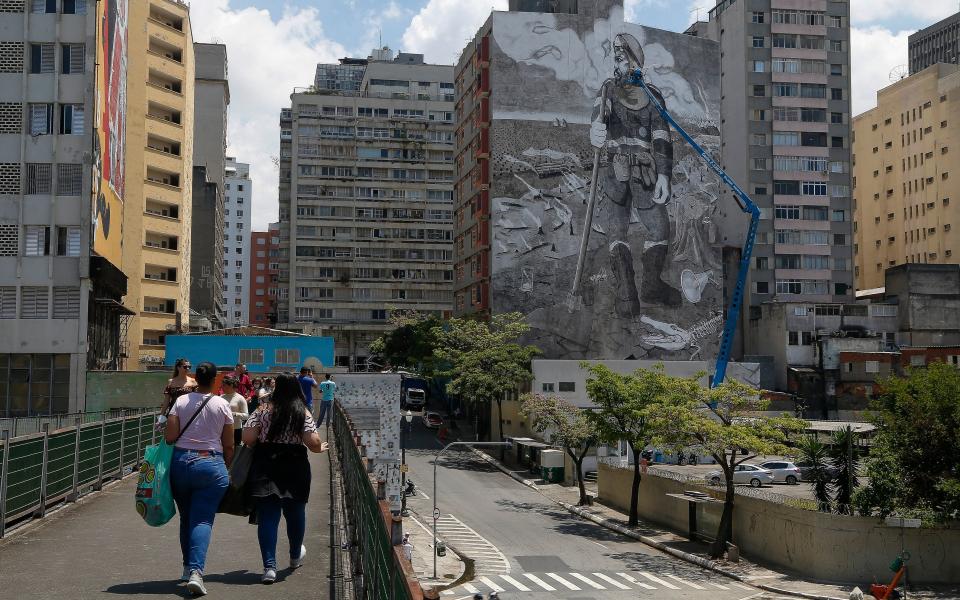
489, 3, 723, 360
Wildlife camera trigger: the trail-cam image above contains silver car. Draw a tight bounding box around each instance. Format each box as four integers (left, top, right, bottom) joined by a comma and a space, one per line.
759, 460, 802, 485
705, 464, 774, 488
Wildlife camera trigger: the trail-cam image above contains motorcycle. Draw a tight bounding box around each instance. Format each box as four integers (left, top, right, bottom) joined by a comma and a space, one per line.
403, 479, 417, 497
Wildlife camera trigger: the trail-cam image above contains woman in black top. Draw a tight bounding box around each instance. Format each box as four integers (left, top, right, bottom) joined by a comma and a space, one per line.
242, 373, 328, 584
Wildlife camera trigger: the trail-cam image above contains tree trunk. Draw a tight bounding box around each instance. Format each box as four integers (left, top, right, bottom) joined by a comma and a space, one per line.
495, 397, 505, 461
629, 445, 641, 527
567, 449, 589, 506
711, 470, 736, 558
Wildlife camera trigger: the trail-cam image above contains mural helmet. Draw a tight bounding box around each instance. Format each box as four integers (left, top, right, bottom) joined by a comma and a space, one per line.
614, 33, 645, 70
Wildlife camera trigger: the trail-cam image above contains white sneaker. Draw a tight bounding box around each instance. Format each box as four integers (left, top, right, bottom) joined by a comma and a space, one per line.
180, 566, 191, 582
262, 568, 277, 584
291, 545, 307, 569
186, 571, 207, 596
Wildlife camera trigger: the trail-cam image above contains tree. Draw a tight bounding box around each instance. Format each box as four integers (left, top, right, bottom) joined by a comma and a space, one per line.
433, 313, 540, 453
853, 362, 960, 521
828, 425, 859, 514
520, 394, 597, 506
796, 435, 832, 511
584, 363, 681, 526
369, 311, 443, 378
655, 380, 807, 558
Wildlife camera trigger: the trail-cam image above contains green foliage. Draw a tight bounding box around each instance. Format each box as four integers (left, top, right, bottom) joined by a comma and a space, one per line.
369, 311, 444, 378
796, 435, 833, 510
854, 362, 960, 520
828, 426, 859, 513
521, 394, 597, 505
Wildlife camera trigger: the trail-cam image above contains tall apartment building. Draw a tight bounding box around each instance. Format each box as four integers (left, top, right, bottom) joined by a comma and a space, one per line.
908, 12, 960, 75
852, 63, 960, 290
278, 49, 455, 370
189, 42, 228, 331
0, 0, 130, 415
249, 223, 279, 328
703, 0, 854, 309
224, 156, 251, 326
122, 0, 195, 368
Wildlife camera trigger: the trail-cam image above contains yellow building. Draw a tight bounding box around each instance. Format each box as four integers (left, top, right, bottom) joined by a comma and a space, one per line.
853, 63, 960, 291
122, 0, 196, 368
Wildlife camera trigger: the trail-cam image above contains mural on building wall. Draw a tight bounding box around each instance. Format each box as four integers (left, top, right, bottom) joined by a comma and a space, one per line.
92, 0, 128, 266
489, 4, 723, 360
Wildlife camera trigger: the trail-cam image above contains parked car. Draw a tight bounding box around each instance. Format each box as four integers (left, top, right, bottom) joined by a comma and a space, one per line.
422, 411, 444, 430
794, 460, 840, 482
705, 464, 774, 488
758, 460, 802, 485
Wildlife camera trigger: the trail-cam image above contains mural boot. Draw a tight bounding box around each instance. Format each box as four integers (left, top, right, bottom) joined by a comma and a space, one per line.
610, 242, 643, 317
641, 245, 682, 307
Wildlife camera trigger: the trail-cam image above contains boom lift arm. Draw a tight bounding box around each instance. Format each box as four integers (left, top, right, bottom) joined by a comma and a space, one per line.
626, 68, 760, 387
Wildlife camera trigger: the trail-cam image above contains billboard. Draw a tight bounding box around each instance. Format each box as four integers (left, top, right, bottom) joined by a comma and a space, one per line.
489, 4, 725, 360
92, 0, 128, 266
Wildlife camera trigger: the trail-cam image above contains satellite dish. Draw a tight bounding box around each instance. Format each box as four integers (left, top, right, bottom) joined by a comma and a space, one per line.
889, 65, 909, 82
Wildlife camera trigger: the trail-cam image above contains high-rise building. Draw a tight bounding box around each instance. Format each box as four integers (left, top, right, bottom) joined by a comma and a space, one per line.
908, 12, 960, 75
702, 0, 854, 309
852, 63, 960, 290
0, 0, 131, 414
249, 223, 279, 328
189, 42, 228, 331
122, 0, 196, 368
278, 49, 455, 370
224, 156, 251, 326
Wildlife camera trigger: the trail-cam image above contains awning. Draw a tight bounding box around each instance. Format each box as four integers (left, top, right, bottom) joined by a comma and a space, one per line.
93, 297, 135, 316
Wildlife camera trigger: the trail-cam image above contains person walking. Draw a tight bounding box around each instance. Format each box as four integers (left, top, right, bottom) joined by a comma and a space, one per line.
222, 376, 248, 446
297, 367, 318, 414
242, 373, 328, 584
161, 359, 197, 419
227, 363, 254, 399
317, 373, 337, 428
164, 362, 235, 596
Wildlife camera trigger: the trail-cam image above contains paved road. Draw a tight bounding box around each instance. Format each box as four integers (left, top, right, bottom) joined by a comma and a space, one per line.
400, 415, 791, 600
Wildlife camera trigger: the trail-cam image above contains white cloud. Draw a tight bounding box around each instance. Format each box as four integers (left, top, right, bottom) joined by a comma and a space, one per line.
849, 0, 956, 26
850, 26, 912, 116
189, 1, 347, 230
401, 0, 508, 65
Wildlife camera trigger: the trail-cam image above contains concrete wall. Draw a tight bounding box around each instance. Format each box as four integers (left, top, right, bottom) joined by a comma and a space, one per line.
598, 462, 960, 584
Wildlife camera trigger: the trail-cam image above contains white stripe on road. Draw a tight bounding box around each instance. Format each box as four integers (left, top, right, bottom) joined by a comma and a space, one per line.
523, 573, 557, 591
707, 581, 731, 590
618, 572, 656, 589
592, 572, 630, 589
499, 575, 531, 591
478, 576, 504, 592
666, 573, 707, 589
545, 572, 582, 590
568, 572, 606, 590
462, 582, 480, 593
639, 571, 681, 589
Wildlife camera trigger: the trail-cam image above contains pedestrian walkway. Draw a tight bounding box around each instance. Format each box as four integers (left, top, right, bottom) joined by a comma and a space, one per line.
0, 451, 333, 599
434, 513, 510, 574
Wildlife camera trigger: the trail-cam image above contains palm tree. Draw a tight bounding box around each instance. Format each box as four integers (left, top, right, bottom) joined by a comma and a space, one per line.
829, 425, 860, 514
796, 435, 832, 511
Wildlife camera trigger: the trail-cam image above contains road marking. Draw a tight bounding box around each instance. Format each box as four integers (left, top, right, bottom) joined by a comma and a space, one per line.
499, 575, 531, 591
462, 582, 480, 593
589, 540, 609, 549
618, 572, 656, 589
478, 576, 504, 592
666, 573, 706, 589
707, 581, 730, 590
568, 572, 606, 589
433, 514, 510, 574
592, 572, 630, 589
545, 572, 581, 590
523, 573, 557, 591
638, 571, 681, 589
736, 593, 765, 600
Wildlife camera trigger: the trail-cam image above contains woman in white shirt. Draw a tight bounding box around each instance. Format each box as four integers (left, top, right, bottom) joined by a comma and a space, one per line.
222, 376, 248, 445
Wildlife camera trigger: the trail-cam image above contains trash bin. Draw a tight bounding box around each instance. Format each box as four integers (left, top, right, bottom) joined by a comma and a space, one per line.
436, 541, 446, 557
540, 449, 565, 483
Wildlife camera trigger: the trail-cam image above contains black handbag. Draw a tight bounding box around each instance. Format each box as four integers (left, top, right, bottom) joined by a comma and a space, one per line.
218, 444, 254, 516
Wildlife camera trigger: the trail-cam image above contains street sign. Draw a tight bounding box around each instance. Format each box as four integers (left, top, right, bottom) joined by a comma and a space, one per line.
400, 464, 409, 473
433, 508, 440, 520
885, 517, 921, 528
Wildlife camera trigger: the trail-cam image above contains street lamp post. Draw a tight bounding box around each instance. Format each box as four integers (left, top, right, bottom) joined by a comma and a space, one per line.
432, 441, 510, 579
400, 409, 413, 517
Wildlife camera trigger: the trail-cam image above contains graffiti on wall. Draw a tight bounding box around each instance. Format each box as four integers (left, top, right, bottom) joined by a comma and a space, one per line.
489, 4, 723, 360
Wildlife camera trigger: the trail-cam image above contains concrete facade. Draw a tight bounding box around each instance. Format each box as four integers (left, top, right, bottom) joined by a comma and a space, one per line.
277, 50, 455, 370
908, 12, 960, 75
248, 222, 279, 327
223, 156, 250, 327
852, 64, 960, 290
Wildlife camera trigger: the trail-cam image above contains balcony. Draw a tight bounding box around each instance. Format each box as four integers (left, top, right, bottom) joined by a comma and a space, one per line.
148, 5, 184, 33
144, 199, 179, 221
144, 233, 179, 252
143, 297, 177, 316
145, 168, 181, 190
144, 265, 178, 283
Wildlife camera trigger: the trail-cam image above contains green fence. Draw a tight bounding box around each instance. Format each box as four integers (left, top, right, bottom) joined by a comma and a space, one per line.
0, 409, 158, 537
333, 402, 413, 600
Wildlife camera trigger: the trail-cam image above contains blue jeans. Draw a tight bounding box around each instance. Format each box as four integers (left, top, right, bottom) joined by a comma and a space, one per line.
257, 496, 306, 569
317, 401, 332, 426
170, 449, 229, 574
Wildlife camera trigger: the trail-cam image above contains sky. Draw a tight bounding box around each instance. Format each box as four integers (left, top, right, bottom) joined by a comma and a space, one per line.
188, 0, 960, 230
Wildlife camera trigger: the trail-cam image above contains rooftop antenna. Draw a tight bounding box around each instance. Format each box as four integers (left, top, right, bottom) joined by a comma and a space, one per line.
378, 28, 382, 50
690, 5, 706, 22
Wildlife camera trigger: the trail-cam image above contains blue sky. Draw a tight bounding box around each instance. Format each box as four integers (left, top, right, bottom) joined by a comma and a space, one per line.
188, 0, 960, 230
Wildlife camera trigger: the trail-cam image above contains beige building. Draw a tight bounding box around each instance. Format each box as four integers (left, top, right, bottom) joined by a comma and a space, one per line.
852, 63, 960, 291
122, 0, 196, 368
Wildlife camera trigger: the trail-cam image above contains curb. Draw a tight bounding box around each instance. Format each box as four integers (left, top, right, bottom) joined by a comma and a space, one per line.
469, 447, 847, 600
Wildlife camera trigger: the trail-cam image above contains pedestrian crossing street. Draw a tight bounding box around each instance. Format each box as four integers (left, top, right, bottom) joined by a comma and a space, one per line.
434, 514, 511, 574
441, 570, 758, 597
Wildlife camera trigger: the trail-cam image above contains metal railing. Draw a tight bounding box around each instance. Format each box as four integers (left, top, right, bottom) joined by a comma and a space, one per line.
333, 402, 412, 600
0, 409, 158, 537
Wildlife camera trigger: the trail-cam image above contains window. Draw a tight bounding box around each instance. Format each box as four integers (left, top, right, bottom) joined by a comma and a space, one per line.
275, 349, 300, 364
57, 163, 82, 195
238, 349, 264, 364
751, 11, 764, 23
830, 64, 842, 76
20, 286, 49, 318
59, 104, 84, 134
831, 112, 843, 124
756, 281, 769, 294
829, 40, 842, 52
61, 44, 84, 74
541, 383, 555, 393
30, 43, 55, 73
371, 309, 387, 320
56, 226, 80, 256
775, 205, 800, 220
752, 36, 764, 48
829, 15, 842, 27
777, 280, 803, 294
751, 60, 765, 73
26, 163, 52, 194
788, 331, 799, 345
831, 88, 843, 101
801, 332, 814, 346
24, 226, 49, 256
31, 0, 55, 11
63, 0, 87, 14
752, 85, 766, 97
52, 286, 79, 318
29, 103, 53, 135
558, 381, 576, 392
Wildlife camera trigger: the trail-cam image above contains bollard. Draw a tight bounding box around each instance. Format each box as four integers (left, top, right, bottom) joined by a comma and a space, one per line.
95, 419, 106, 490
726, 542, 740, 562
118, 410, 126, 476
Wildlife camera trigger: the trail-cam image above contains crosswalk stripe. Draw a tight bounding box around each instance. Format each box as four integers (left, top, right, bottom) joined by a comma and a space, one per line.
462, 582, 480, 593
546, 572, 581, 590
478, 576, 504, 592
707, 581, 730, 590
618, 572, 656, 590
523, 573, 557, 591
666, 574, 706, 589
733, 582, 754, 591
592, 572, 630, 589
569, 572, 606, 590
499, 575, 531, 591
639, 571, 681, 589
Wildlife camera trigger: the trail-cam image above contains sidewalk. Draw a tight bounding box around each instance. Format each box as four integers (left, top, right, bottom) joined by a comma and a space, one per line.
0, 451, 334, 599
401, 511, 466, 595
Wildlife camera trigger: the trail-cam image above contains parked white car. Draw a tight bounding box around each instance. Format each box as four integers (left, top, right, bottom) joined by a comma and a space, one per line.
705, 464, 774, 488
758, 460, 802, 485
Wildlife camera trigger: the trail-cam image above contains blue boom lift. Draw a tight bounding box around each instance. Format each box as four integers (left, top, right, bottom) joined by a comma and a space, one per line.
627, 68, 761, 387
